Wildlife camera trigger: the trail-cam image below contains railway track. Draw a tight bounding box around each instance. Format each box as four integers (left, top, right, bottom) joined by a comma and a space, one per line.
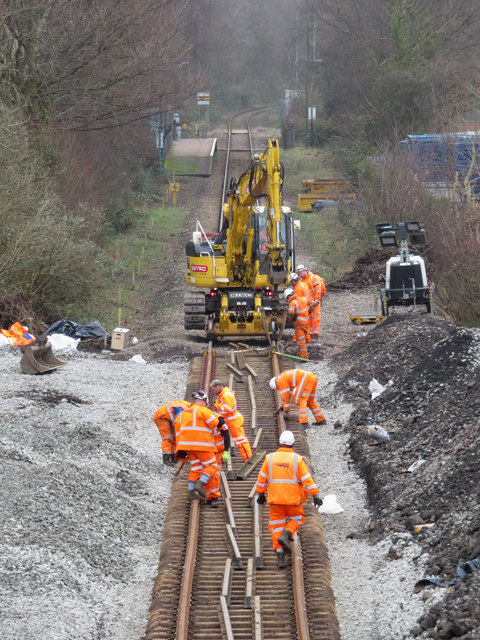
144, 342, 340, 640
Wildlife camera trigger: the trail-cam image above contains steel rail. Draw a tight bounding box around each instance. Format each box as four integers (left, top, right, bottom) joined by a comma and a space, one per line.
219, 106, 276, 231
145, 346, 340, 640
175, 343, 215, 640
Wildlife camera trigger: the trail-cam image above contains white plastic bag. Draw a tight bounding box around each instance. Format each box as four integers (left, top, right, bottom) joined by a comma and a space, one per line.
317, 494, 344, 514
47, 333, 80, 354
369, 378, 385, 399
128, 354, 147, 365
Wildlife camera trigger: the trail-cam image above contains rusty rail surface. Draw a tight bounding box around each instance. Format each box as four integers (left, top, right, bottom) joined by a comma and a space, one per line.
145, 347, 340, 640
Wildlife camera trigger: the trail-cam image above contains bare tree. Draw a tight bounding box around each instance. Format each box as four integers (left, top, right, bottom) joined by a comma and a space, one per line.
0, 0, 201, 130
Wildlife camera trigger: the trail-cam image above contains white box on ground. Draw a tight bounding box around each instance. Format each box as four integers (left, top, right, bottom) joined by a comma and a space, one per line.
111, 328, 130, 350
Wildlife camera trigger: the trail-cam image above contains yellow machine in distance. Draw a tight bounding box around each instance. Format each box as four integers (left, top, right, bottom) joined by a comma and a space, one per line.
185, 139, 298, 339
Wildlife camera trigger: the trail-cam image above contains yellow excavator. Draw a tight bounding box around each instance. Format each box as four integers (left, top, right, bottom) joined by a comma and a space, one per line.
184, 139, 298, 340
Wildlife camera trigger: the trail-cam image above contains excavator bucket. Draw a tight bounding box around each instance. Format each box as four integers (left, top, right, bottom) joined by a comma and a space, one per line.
20, 336, 68, 375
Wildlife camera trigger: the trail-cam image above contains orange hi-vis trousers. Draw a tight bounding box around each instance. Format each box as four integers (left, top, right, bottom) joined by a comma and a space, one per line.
309, 302, 322, 336
228, 424, 252, 462
294, 321, 309, 359
186, 450, 218, 483
296, 377, 325, 424
268, 504, 306, 551
206, 451, 223, 499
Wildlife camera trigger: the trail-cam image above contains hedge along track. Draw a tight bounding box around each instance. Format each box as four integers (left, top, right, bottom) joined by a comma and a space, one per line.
145, 343, 340, 640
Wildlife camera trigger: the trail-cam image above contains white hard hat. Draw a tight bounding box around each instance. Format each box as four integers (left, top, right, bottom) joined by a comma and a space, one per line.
279, 430, 295, 446
192, 389, 208, 403
283, 288, 294, 299
269, 377, 277, 390
289, 272, 300, 282
295, 264, 307, 273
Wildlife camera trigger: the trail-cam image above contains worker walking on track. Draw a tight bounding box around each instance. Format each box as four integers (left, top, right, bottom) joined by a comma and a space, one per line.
255, 430, 322, 567
174, 390, 230, 501
153, 399, 191, 466
270, 369, 327, 426
296, 264, 326, 340
210, 379, 252, 462
284, 287, 310, 360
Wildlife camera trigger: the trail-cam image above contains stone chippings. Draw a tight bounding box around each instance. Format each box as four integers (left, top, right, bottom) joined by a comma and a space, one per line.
331, 313, 480, 639
0, 348, 189, 640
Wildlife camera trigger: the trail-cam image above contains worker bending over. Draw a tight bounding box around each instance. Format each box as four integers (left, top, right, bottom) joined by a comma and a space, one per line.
153, 399, 191, 466
284, 287, 310, 360
210, 379, 252, 462
295, 264, 326, 340
174, 390, 230, 501
255, 430, 322, 567
270, 369, 326, 426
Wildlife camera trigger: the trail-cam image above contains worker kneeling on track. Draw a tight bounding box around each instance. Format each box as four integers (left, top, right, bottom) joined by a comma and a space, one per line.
153, 399, 191, 466
210, 378, 252, 462
270, 369, 326, 426
255, 430, 322, 568
174, 390, 230, 502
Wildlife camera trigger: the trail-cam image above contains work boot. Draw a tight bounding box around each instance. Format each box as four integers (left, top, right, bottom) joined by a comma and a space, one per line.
187, 488, 197, 501
312, 418, 327, 426
278, 529, 293, 554
210, 498, 219, 508
276, 550, 286, 568
195, 480, 207, 498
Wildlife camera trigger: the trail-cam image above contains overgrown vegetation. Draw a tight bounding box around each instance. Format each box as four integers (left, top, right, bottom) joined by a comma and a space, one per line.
0, 1, 196, 329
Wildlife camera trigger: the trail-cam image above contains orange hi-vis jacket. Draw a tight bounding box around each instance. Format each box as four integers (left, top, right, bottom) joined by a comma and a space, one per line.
275, 369, 318, 412
214, 386, 244, 432
1, 322, 35, 346
174, 402, 221, 454
294, 279, 313, 305
153, 400, 191, 453
305, 271, 326, 302
288, 294, 309, 324
255, 447, 318, 506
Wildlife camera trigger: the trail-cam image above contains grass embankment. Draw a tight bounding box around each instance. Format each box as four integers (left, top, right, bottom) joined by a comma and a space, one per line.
282, 146, 365, 283
90, 201, 189, 335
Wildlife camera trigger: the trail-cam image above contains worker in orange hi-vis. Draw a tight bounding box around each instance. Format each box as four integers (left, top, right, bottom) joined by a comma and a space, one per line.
153, 399, 191, 467
290, 271, 312, 343
284, 287, 310, 360
205, 409, 231, 508
255, 430, 323, 567
174, 390, 229, 501
296, 264, 326, 340
269, 370, 327, 426
210, 379, 252, 462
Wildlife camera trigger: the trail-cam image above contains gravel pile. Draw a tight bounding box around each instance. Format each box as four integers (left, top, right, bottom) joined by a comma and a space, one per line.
0, 346, 189, 640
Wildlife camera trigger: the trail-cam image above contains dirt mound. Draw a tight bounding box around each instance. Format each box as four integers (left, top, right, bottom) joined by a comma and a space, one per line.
330, 313, 480, 639
327, 247, 391, 290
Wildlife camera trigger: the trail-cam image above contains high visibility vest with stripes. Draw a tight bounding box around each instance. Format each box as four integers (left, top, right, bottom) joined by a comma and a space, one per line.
294, 279, 313, 304
288, 295, 309, 324
276, 369, 317, 411
174, 403, 220, 453
305, 271, 326, 300
153, 399, 191, 452
214, 387, 244, 431
255, 447, 318, 506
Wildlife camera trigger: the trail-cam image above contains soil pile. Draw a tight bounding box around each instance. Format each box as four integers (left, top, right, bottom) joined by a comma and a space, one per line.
330, 312, 480, 639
